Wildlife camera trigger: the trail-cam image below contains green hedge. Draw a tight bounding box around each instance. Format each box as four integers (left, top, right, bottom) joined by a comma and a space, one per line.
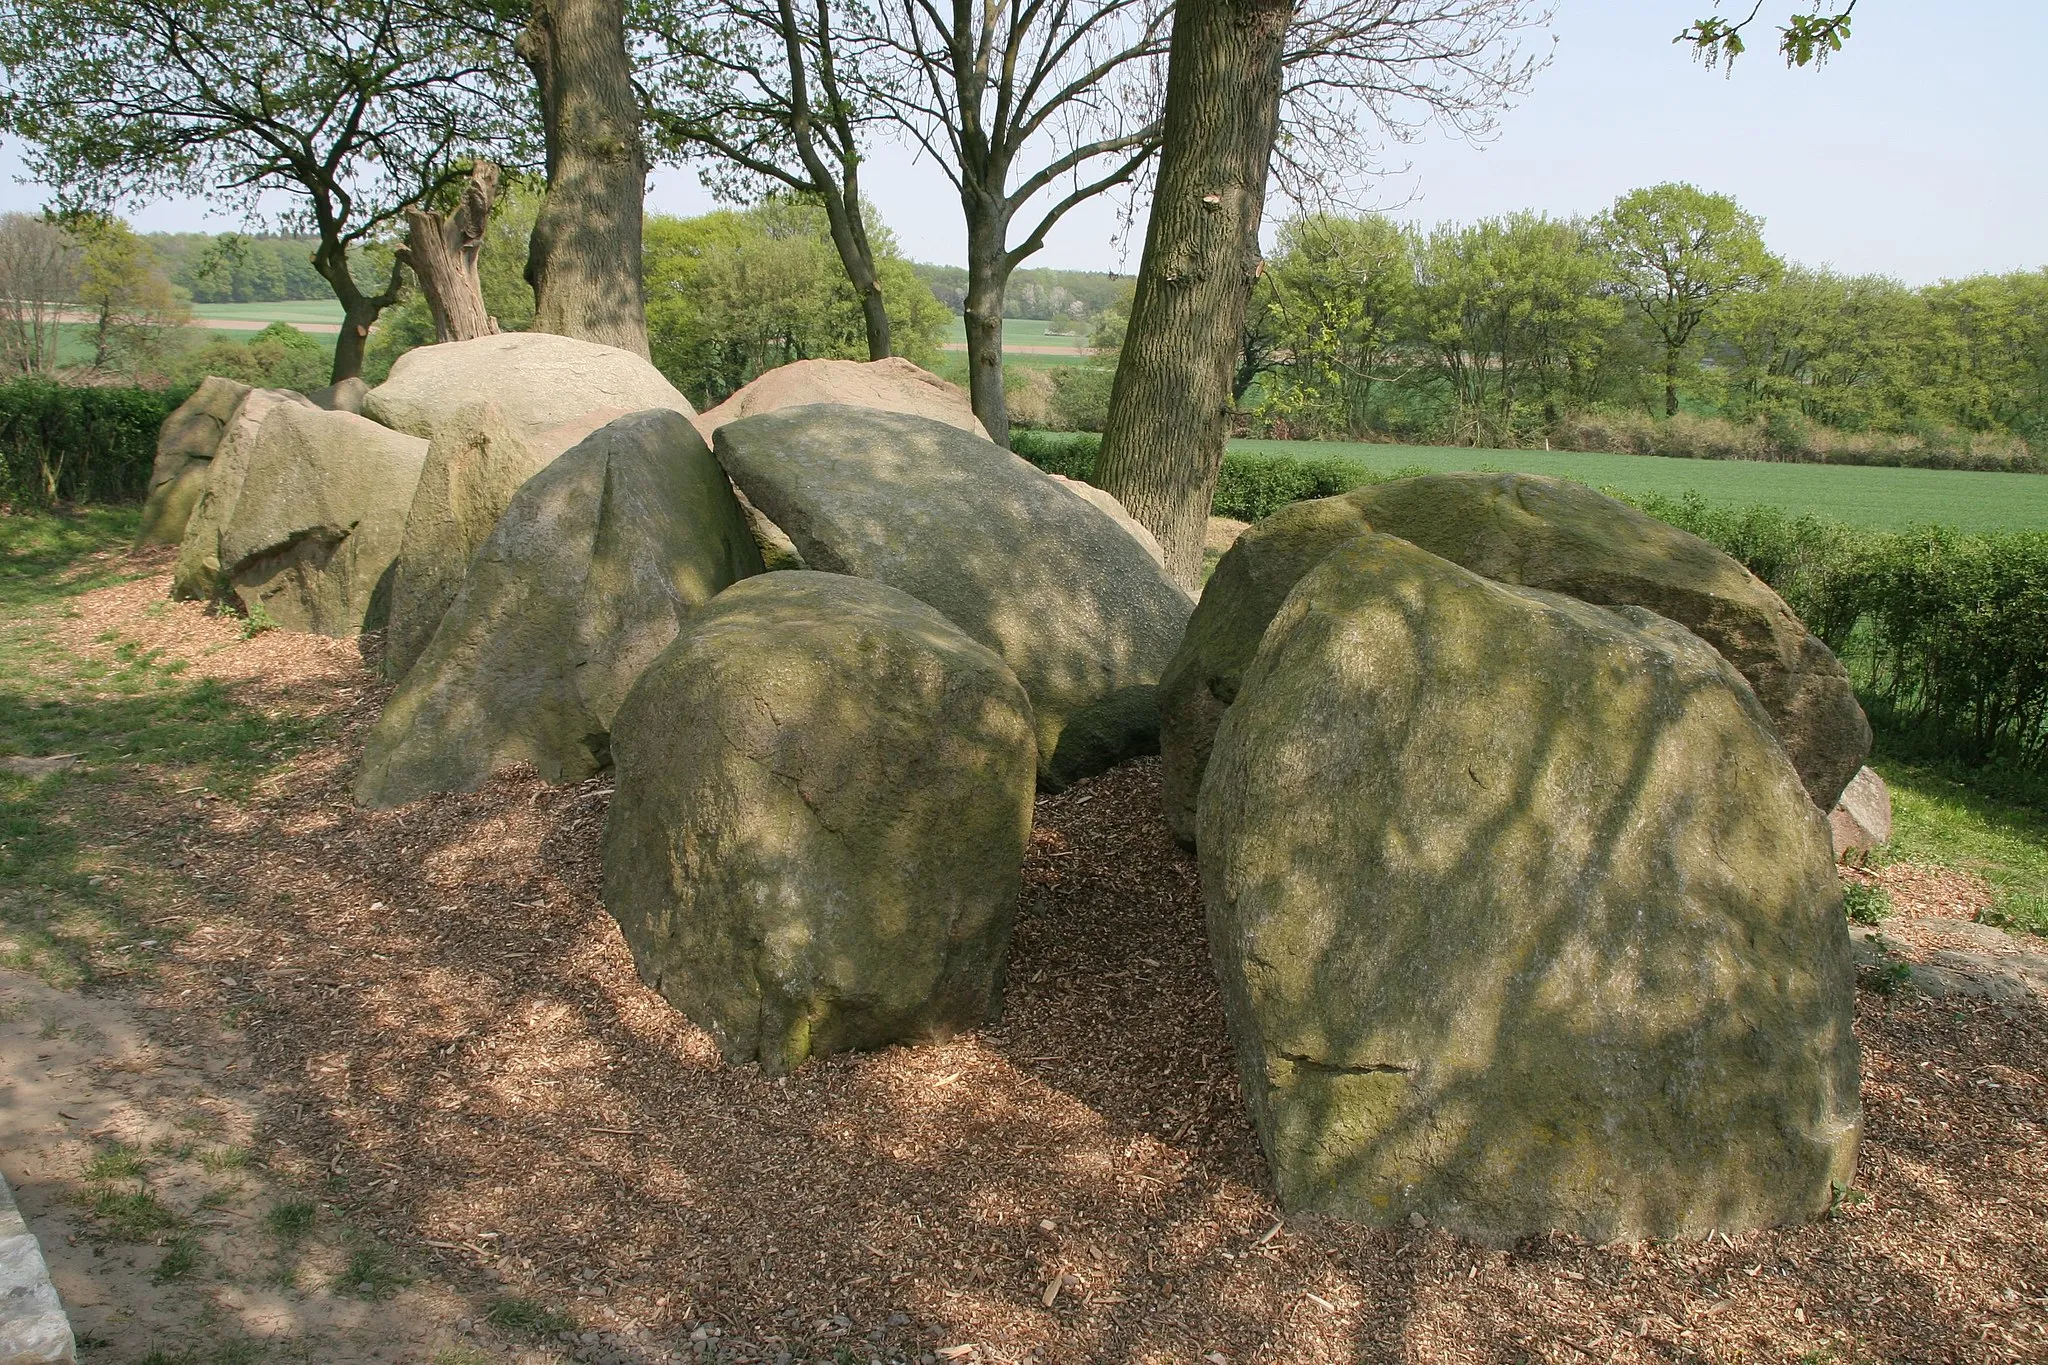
0, 380, 189, 509
1625, 491, 2048, 768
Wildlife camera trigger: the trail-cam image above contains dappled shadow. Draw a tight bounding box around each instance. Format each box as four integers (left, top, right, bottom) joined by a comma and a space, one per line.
18, 562, 2048, 1363
712, 407, 1193, 789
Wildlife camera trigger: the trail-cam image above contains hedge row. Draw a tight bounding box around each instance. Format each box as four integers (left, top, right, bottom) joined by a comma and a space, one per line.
0, 379, 188, 509
1010, 432, 2048, 767
1623, 492, 2048, 768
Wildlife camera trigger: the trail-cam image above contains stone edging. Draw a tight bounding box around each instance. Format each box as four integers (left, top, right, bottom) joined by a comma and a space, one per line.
0, 1173, 74, 1364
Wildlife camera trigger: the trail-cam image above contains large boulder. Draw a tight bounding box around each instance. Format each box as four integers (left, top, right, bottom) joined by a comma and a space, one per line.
136, 376, 252, 547
170, 387, 321, 599
1200, 533, 1861, 1245
213, 405, 429, 634
713, 406, 1193, 788
1049, 474, 1167, 568
1159, 472, 1869, 844
695, 357, 987, 440
355, 409, 764, 808
362, 332, 696, 444
380, 402, 628, 681
602, 571, 1037, 1075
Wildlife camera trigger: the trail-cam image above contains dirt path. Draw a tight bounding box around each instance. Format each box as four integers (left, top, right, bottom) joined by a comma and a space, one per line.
4, 558, 2047, 1364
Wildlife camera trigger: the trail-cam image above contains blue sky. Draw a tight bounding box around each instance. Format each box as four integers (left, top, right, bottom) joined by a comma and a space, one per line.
4, 1, 2042, 283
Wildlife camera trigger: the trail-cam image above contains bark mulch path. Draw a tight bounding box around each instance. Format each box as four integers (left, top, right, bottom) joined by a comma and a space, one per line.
23, 570, 2048, 1363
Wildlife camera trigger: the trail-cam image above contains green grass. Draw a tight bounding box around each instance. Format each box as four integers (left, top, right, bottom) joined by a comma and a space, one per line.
1872, 742, 2048, 936
335, 1244, 410, 1298
483, 1294, 577, 1336
262, 1198, 318, 1241
940, 316, 1094, 349
83, 1186, 186, 1240
0, 507, 328, 986
186, 300, 345, 325
1225, 438, 2048, 532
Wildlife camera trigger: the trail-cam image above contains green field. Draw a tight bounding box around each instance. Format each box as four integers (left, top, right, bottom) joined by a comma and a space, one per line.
52, 321, 333, 367
187, 300, 344, 325
944, 317, 1094, 350
1230, 439, 2048, 532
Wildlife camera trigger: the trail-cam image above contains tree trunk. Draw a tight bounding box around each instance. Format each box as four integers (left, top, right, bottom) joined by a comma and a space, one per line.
1664, 348, 1680, 417
312, 238, 402, 384
518, 0, 649, 357
963, 209, 1012, 446
816, 190, 891, 361
403, 162, 503, 344
1094, 0, 1295, 590
333, 299, 380, 382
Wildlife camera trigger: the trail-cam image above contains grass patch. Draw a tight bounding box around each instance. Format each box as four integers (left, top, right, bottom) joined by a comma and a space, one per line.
0, 508, 327, 986
84, 1140, 147, 1181
152, 1234, 202, 1283
1222, 438, 2048, 532
1843, 881, 1893, 926
335, 1243, 409, 1298
1872, 739, 2048, 937
83, 1186, 186, 1241
483, 1294, 577, 1336
262, 1198, 317, 1241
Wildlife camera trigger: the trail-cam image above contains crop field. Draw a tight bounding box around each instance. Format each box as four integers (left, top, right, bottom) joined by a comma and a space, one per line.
1232, 438, 2048, 531
945, 316, 1094, 350
50, 321, 334, 366
187, 299, 345, 325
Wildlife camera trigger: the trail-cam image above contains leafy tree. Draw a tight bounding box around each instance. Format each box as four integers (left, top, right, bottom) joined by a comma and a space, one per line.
645, 0, 899, 361
0, 0, 534, 380
1597, 183, 1776, 417
1407, 212, 1618, 444
70, 215, 188, 370
642, 199, 947, 408
174, 321, 333, 391
1255, 214, 1414, 437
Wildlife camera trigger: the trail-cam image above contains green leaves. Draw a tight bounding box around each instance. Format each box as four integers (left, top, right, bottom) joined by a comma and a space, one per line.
1677, 4, 1856, 72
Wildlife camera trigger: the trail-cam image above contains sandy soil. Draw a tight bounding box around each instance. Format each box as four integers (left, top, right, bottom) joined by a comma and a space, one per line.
4, 563, 2046, 1364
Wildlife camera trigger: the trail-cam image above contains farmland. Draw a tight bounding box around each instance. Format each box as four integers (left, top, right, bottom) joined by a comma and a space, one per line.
1230, 438, 2048, 532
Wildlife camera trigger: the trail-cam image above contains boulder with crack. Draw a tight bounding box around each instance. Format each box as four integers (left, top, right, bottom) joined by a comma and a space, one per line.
1201, 533, 1861, 1244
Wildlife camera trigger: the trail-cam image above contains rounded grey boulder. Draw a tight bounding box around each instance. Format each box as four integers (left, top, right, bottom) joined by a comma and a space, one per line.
1200, 533, 1861, 1245
362, 332, 696, 444
354, 409, 764, 808
170, 386, 319, 599
713, 405, 1193, 788
602, 571, 1037, 1075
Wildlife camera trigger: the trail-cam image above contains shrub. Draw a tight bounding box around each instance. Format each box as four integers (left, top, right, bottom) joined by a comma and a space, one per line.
0, 378, 189, 508
1008, 433, 1380, 521
1555, 409, 2038, 473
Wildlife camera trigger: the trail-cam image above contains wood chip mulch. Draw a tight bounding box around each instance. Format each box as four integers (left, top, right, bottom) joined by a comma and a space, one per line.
49, 572, 2048, 1363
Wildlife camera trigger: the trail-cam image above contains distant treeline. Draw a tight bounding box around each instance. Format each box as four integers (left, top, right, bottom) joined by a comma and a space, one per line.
912, 263, 1126, 324
1186, 192, 2048, 469
143, 233, 329, 303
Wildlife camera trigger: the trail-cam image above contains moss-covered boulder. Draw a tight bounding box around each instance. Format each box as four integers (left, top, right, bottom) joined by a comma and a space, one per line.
354, 409, 763, 809
213, 406, 429, 634
136, 376, 251, 547
362, 332, 695, 444
1201, 533, 1861, 1245
169, 387, 317, 597
380, 402, 626, 681
714, 406, 1192, 788
1160, 472, 1869, 843
603, 571, 1036, 1074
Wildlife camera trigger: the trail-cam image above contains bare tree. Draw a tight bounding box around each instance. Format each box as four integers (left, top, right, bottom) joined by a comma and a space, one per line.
850, 0, 1175, 444
646, 0, 899, 360
1096, 0, 1551, 587
0, 213, 78, 375
0, 0, 534, 381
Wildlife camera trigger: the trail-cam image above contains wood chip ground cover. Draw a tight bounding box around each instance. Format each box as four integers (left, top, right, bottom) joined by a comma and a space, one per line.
2, 550, 2045, 1364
